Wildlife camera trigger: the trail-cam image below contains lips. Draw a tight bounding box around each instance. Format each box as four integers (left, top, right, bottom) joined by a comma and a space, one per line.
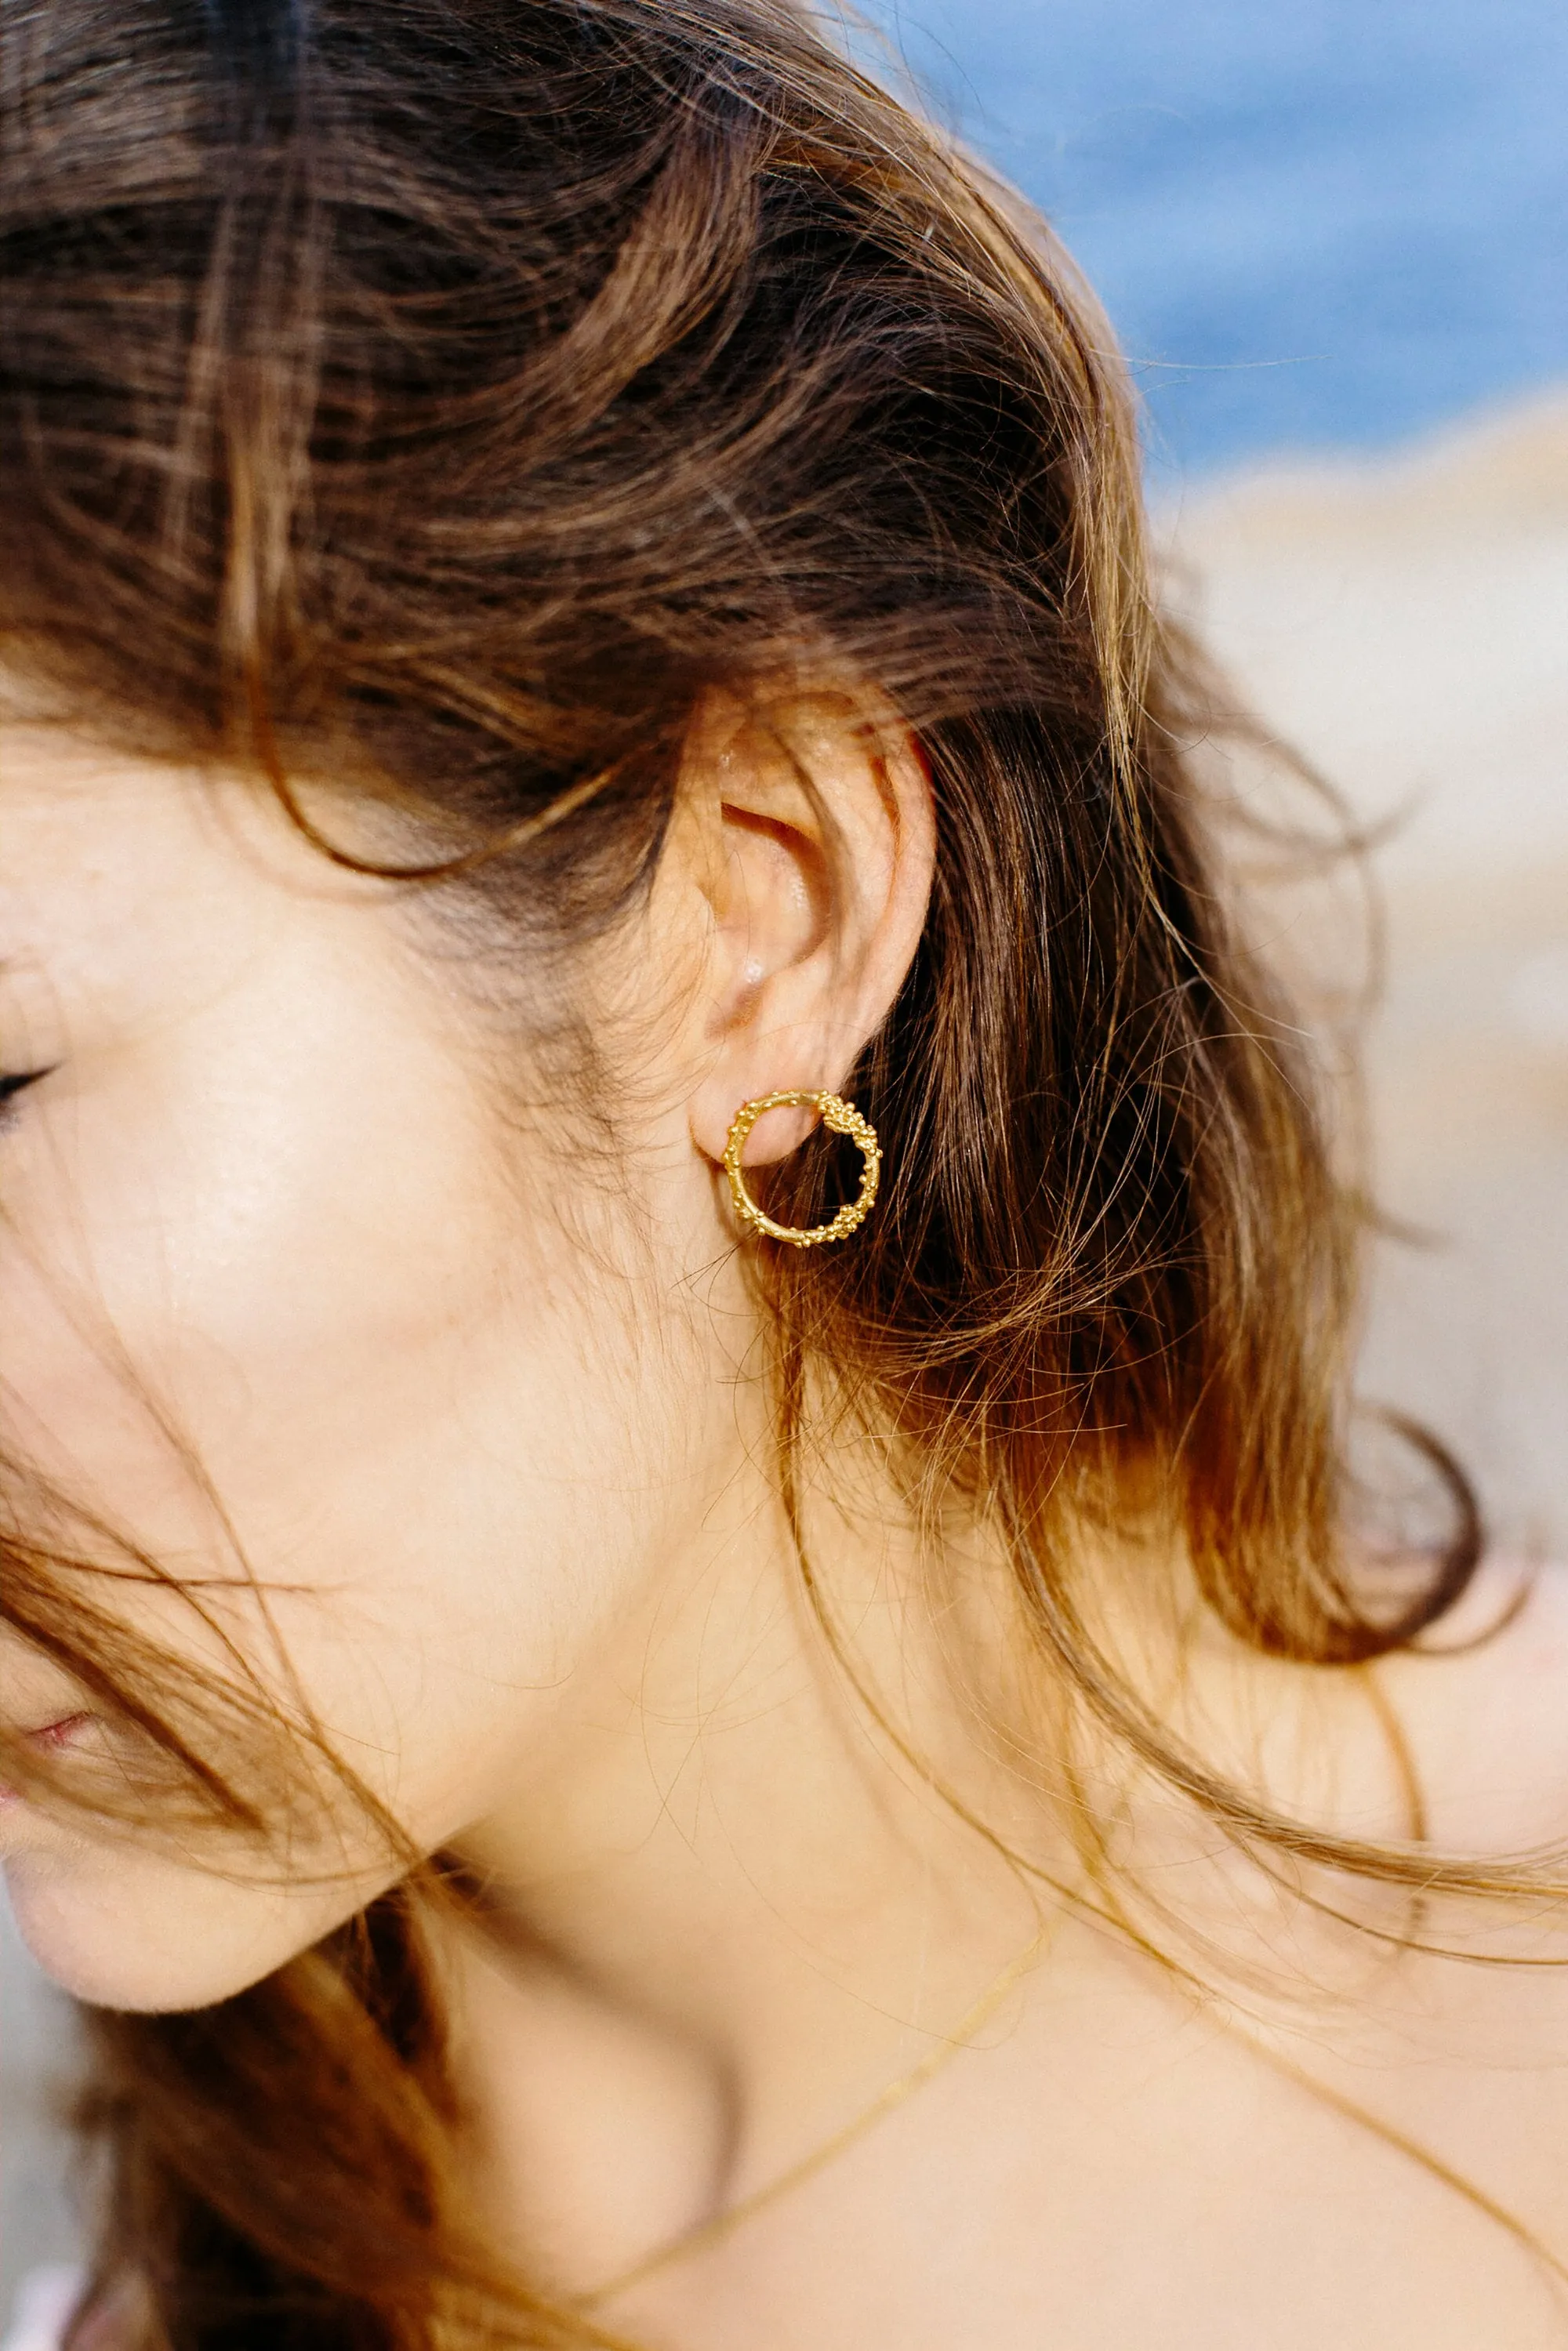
0, 1711, 97, 1806
25, 1711, 94, 1750
2, 1709, 94, 1769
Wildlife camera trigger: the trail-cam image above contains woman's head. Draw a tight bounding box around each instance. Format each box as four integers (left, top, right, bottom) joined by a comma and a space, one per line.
0, 0, 1449, 2020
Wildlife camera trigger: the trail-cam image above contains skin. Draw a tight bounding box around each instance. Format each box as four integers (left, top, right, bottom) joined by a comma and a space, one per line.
3, 700, 1568, 2348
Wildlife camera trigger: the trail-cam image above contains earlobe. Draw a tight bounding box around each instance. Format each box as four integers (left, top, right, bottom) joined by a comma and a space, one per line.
722, 1087, 883, 1247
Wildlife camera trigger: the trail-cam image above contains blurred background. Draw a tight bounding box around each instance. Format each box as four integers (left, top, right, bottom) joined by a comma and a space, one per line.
5, 0, 1567, 2324
862, 0, 1568, 473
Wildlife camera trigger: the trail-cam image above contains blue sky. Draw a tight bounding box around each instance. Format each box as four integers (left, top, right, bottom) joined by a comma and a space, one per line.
860, 0, 1568, 471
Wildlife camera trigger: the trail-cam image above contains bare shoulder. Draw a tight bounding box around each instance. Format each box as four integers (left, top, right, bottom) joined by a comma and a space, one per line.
1374, 1553, 1568, 1850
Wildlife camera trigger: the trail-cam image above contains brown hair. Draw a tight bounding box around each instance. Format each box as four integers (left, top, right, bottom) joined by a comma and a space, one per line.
0, 0, 1497, 2341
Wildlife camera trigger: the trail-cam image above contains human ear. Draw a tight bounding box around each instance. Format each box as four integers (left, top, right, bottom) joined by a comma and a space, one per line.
668, 684, 935, 1169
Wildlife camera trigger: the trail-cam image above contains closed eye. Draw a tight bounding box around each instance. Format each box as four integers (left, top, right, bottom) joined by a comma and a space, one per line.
0, 1066, 56, 1118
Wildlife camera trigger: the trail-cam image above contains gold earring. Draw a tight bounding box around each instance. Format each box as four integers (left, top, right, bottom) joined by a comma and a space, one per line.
723, 1090, 881, 1247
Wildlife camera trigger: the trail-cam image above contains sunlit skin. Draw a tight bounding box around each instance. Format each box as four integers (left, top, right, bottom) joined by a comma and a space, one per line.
5, 706, 1568, 2347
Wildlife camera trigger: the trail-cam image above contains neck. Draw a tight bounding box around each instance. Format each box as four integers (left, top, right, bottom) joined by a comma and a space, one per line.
435, 1420, 1059, 2291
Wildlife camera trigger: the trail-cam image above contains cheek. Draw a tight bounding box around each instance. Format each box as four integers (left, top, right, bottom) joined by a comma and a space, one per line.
0, 1024, 519, 1576
0, 994, 673, 1855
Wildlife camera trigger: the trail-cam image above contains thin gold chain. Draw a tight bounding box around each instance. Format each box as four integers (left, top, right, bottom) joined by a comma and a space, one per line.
579, 1916, 1057, 2307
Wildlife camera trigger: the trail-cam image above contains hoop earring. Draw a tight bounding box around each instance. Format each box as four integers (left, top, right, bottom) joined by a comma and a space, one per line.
723, 1090, 881, 1248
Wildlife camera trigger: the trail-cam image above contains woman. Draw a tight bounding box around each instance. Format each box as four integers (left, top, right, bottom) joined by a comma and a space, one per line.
2, 2, 1566, 2344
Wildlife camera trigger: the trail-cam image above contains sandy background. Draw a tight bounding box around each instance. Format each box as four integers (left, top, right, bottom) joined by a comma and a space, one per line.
1161, 390, 1568, 1551
5, 390, 1568, 2318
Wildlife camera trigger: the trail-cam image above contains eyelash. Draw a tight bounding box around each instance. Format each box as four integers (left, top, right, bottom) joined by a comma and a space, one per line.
0, 1068, 54, 1120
